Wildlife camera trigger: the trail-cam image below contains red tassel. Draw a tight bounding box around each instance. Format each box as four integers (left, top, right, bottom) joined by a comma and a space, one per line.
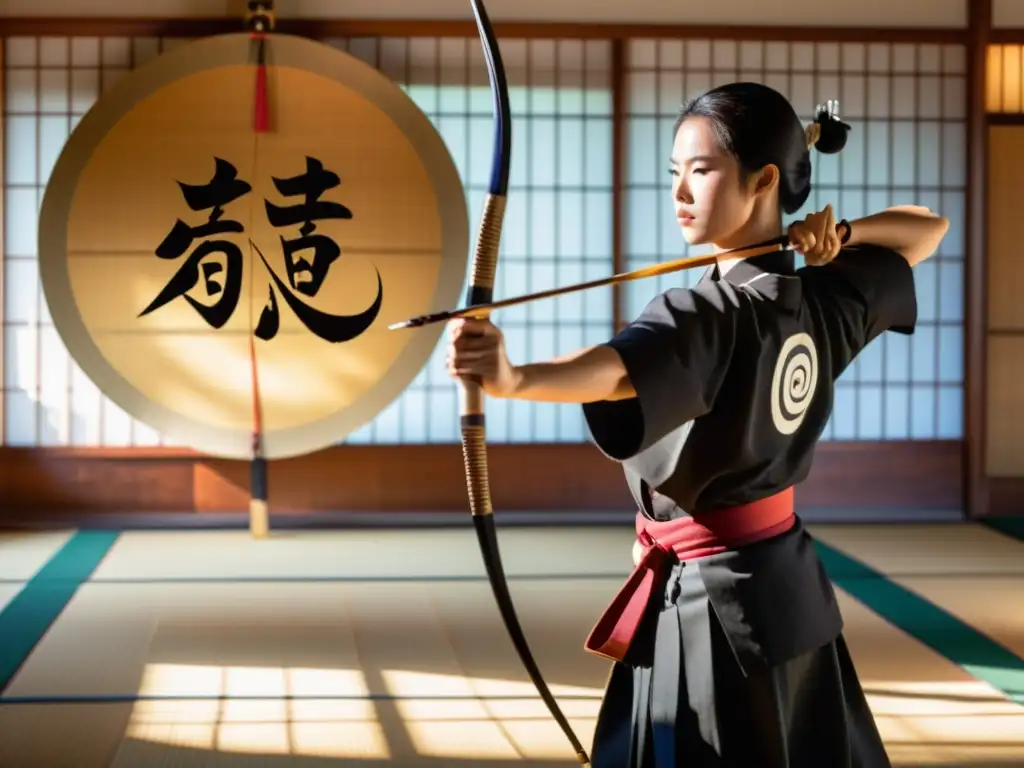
253, 36, 269, 133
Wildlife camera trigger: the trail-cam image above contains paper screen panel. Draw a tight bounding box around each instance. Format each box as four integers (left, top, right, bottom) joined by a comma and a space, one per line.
622, 39, 966, 440
2, 34, 614, 447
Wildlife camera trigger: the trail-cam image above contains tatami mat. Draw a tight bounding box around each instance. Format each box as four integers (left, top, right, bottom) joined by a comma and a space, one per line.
0, 584, 25, 614
0, 530, 76, 580
0, 703, 132, 768
0, 523, 1021, 766
807, 523, 1024, 576
812, 523, 1024, 666
85, 528, 635, 582
836, 590, 1024, 766
0, 578, 616, 700
893, 576, 1024, 660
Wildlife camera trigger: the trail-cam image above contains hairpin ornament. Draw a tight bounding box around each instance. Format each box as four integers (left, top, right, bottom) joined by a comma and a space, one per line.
806, 99, 851, 154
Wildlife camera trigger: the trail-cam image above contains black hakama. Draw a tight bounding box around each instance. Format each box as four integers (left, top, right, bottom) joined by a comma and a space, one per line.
589, 556, 891, 767
581, 247, 918, 767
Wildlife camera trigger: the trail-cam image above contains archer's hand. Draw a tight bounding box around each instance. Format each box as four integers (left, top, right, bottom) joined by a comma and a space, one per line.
789, 204, 842, 266
447, 318, 522, 398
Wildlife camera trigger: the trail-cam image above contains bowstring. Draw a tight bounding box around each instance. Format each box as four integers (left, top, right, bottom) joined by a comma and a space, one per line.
247, 53, 262, 455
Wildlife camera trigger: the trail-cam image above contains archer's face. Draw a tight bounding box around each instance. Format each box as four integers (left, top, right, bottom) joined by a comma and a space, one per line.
669, 117, 759, 249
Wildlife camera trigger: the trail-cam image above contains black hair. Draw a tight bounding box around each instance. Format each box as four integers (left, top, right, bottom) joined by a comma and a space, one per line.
672, 82, 850, 215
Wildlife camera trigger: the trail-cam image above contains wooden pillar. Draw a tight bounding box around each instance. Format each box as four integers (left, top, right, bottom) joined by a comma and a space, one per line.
985, 124, 1024, 493
0, 39, 6, 444
965, 0, 992, 518
611, 38, 626, 333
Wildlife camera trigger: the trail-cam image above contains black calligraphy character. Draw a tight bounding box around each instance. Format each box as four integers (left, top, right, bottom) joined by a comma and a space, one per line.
256, 156, 382, 343
253, 285, 279, 340
139, 157, 251, 328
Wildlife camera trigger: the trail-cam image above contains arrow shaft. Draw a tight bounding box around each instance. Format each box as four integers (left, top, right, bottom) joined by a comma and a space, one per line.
390, 234, 789, 330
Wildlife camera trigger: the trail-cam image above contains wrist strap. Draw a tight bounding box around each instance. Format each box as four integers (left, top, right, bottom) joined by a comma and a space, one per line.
838, 219, 852, 245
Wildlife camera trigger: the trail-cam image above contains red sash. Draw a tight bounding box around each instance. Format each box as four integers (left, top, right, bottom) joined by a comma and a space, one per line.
583, 488, 796, 662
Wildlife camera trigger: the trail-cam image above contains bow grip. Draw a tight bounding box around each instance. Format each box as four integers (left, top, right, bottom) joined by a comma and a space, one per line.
459, 193, 506, 517
469, 193, 505, 302
460, 191, 505, 417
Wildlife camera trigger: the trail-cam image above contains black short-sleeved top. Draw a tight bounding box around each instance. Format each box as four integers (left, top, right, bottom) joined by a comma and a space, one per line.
582, 245, 918, 669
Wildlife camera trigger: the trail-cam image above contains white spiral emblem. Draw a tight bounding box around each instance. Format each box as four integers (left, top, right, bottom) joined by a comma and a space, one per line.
770, 332, 818, 435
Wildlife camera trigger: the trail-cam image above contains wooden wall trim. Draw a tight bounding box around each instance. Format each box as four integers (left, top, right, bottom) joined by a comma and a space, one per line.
989, 477, 1024, 516
0, 440, 962, 518
987, 114, 1024, 125
0, 18, 968, 43
0, 38, 5, 445
966, 0, 992, 518
991, 29, 1024, 43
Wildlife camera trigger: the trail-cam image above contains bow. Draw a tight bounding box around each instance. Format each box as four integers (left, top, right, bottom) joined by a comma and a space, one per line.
391, 103, 853, 332
464, 1, 590, 763
245, 0, 274, 539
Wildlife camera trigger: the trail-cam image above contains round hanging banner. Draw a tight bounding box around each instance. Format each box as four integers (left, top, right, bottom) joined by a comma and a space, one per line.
39, 32, 469, 460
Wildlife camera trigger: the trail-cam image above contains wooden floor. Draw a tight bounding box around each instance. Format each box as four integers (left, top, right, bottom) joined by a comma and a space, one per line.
0, 521, 1022, 766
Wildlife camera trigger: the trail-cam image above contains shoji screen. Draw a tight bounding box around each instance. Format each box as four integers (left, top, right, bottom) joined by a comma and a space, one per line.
2, 34, 615, 447
622, 39, 967, 441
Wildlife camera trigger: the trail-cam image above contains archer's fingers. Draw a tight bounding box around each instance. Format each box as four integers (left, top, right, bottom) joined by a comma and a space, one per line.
449, 317, 499, 340
789, 225, 816, 254
821, 207, 841, 262
447, 357, 498, 380
824, 229, 842, 261
447, 349, 497, 367
451, 334, 499, 353
810, 206, 831, 248
823, 205, 836, 242
805, 234, 841, 265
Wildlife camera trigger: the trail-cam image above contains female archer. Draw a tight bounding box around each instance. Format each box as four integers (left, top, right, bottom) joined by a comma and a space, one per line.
447, 82, 948, 767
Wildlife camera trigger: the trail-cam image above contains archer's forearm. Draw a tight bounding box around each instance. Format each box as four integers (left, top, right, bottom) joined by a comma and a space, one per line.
506, 345, 636, 403
846, 206, 949, 266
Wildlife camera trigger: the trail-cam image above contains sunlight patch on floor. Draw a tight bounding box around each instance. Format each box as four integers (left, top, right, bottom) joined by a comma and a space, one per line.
123, 665, 1024, 763
125, 663, 390, 759
123, 663, 604, 762
866, 678, 1024, 758
382, 669, 602, 760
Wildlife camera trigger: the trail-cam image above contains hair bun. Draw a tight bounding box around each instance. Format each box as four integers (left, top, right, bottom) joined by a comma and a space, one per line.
806, 100, 850, 154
